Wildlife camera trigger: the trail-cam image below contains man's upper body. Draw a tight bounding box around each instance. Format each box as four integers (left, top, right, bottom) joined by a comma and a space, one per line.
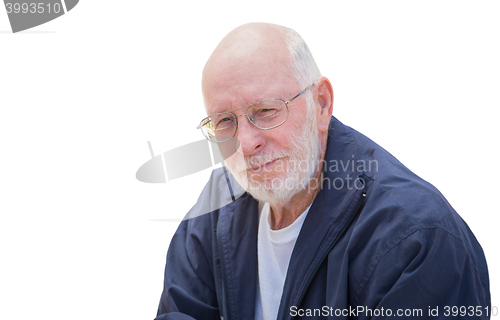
155, 117, 490, 320
155, 23, 490, 319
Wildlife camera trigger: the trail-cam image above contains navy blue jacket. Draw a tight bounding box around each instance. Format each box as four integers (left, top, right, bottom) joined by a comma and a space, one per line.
155, 117, 490, 319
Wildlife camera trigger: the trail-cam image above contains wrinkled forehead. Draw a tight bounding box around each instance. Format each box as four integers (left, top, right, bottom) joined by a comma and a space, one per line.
202, 26, 298, 114
202, 55, 300, 116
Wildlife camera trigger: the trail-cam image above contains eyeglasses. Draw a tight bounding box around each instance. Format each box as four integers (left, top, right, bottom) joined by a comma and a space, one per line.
197, 84, 314, 143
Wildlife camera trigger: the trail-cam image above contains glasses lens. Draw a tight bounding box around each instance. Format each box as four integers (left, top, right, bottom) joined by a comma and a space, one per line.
247, 99, 288, 129
200, 113, 237, 142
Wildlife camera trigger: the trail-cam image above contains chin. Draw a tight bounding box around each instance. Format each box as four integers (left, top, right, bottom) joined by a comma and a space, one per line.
246, 169, 306, 206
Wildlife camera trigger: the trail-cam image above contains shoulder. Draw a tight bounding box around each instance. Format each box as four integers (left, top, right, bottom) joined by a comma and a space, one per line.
342, 120, 471, 239
337, 120, 488, 287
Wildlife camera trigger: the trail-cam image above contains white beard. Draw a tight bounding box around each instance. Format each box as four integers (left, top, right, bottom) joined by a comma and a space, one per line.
223, 99, 320, 206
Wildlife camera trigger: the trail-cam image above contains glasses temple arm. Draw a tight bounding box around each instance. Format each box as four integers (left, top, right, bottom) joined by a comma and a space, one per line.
287, 83, 315, 103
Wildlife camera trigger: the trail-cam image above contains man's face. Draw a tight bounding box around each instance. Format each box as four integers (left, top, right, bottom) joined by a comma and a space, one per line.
203, 57, 320, 205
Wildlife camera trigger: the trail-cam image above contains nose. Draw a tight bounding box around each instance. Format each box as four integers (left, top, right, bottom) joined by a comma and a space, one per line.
234, 116, 266, 156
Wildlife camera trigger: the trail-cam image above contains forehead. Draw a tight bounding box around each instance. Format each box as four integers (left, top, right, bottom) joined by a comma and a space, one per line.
203, 61, 298, 115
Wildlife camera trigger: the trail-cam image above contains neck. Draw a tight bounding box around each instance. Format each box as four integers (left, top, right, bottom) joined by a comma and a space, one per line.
268, 168, 323, 230
268, 136, 327, 230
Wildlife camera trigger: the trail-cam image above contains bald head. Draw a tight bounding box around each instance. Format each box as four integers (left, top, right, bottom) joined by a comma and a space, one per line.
209, 22, 288, 62
202, 23, 294, 99
202, 22, 321, 115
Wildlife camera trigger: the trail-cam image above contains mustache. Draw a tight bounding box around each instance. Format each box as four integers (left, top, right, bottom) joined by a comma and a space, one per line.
229, 150, 290, 172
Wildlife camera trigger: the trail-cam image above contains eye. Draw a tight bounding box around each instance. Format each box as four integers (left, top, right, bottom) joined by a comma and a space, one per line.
216, 117, 233, 127
254, 107, 279, 118
214, 115, 235, 130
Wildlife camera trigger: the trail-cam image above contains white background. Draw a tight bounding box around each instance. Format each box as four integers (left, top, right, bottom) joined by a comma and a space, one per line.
1, 1, 499, 319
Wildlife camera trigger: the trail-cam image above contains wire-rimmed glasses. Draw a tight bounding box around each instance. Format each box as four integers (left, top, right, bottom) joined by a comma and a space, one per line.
197, 84, 314, 143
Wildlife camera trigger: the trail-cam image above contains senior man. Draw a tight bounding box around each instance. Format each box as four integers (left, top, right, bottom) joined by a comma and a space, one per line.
155, 23, 490, 320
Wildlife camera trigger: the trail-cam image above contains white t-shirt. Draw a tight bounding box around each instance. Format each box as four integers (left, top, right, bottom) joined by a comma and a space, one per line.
254, 201, 311, 320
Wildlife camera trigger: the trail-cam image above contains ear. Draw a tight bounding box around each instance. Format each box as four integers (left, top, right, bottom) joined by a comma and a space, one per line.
314, 76, 334, 133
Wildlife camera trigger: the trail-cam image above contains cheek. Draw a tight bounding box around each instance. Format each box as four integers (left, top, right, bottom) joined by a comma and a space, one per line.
223, 152, 244, 172
266, 117, 303, 148
221, 145, 246, 173
216, 139, 240, 160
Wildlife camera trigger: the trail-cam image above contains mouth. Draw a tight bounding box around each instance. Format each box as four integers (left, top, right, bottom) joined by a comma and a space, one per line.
249, 158, 280, 172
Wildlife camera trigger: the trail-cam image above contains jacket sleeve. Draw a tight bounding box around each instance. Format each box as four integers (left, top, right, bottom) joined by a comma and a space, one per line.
353, 228, 490, 319
155, 218, 221, 320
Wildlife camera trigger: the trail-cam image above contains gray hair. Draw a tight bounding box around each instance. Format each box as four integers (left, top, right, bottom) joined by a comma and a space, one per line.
285, 28, 321, 88
285, 28, 321, 112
